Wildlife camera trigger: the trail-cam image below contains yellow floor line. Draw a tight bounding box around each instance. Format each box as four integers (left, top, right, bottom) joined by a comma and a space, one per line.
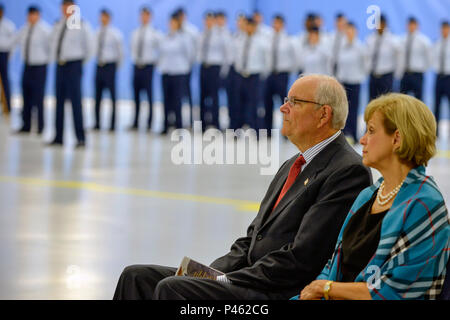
0, 176, 260, 212
436, 150, 450, 159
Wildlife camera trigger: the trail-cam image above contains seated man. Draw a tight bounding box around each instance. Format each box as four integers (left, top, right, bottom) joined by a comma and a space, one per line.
113, 74, 372, 300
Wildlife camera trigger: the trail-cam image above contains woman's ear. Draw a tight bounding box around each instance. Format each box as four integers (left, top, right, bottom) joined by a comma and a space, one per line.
393, 129, 402, 152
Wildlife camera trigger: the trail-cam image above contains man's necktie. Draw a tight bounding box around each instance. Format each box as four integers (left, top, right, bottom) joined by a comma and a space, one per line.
202, 30, 211, 63
440, 38, 447, 75
371, 34, 382, 74
25, 24, 35, 65
242, 35, 251, 73
271, 33, 279, 73
332, 33, 342, 76
56, 20, 67, 63
137, 26, 146, 65
97, 27, 106, 64
272, 155, 306, 211
405, 33, 413, 72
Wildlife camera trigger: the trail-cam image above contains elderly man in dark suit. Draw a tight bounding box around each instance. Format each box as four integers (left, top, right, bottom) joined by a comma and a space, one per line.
113, 74, 372, 300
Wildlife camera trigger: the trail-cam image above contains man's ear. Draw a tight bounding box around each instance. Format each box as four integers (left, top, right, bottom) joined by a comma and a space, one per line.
318, 105, 333, 128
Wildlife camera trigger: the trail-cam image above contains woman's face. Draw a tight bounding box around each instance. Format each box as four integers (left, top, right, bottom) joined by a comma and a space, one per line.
359, 111, 397, 170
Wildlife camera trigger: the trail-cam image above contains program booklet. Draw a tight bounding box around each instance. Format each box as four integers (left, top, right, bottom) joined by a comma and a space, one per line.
175, 256, 224, 280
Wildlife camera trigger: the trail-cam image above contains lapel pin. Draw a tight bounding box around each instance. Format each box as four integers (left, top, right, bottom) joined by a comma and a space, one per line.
304, 178, 309, 186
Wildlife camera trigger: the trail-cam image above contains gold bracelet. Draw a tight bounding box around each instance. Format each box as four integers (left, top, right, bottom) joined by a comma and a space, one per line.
323, 281, 333, 300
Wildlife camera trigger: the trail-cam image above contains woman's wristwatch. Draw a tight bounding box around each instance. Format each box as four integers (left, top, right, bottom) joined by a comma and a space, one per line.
323, 281, 334, 300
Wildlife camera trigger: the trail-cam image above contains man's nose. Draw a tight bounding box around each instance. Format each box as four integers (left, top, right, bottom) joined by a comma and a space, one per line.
280, 102, 289, 113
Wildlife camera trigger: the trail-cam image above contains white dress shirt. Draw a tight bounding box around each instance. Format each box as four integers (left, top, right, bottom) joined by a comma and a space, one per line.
234, 32, 268, 75
293, 31, 329, 72
181, 21, 200, 66
337, 39, 369, 84
197, 26, 231, 67
51, 19, 93, 63
432, 36, 450, 75
95, 24, 124, 66
298, 42, 331, 75
398, 31, 432, 74
16, 20, 51, 65
256, 23, 273, 38
130, 24, 162, 65
328, 30, 346, 73
158, 31, 194, 75
266, 30, 296, 73
0, 16, 16, 52
365, 30, 400, 76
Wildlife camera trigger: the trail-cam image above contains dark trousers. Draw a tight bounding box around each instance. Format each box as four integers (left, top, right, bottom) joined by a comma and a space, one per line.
236, 73, 260, 130
400, 72, 424, 100
200, 64, 220, 129
162, 74, 184, 132
183, 71, 193, 127
434, 74, 450, 135
132, 64, 153, 129
343, 83, 360, 141
113, 264, 286, 300
369, 72, 393, 100
21, 64, 47, 133
0, 52, 11, 112
263, 72, 288, 134
95, 63, 117, 130
226, 66, 240, 130
54, 60, 85, 144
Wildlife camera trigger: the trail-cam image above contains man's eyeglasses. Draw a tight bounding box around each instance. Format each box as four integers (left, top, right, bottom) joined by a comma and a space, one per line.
283, 97, 324, 108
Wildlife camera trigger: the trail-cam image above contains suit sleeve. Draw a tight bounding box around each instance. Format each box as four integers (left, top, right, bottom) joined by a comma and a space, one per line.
210, 159, 292, 273
209, 222, 255, 273
225, 164, 372, 291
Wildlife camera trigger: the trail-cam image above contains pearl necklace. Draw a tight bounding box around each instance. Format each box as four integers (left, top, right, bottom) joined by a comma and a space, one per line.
377, 179, 405, 206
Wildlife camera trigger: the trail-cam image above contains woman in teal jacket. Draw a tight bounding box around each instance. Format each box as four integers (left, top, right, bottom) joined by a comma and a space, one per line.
296, 93, 450, 300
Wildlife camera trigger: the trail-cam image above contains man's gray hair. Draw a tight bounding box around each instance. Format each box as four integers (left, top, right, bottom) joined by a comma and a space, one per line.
300, 74, 349, 130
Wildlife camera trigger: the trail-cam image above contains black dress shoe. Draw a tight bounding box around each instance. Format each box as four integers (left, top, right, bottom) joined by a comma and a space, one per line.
15, 128, 30, 134
46, 140, 63, 146
75, 141, 86, 148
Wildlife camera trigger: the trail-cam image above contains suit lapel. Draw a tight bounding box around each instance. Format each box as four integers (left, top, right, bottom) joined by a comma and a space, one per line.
258, 134, 346, 231
257, 157, 294, 226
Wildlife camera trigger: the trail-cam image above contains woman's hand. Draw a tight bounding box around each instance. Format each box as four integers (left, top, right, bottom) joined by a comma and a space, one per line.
300, 280, 328, 300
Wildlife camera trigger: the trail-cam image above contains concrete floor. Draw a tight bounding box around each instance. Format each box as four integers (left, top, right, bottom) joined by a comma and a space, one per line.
0, 99, 449, 299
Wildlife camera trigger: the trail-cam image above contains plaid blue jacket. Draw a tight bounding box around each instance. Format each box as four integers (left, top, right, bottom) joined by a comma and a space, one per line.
316, 165, 450, 300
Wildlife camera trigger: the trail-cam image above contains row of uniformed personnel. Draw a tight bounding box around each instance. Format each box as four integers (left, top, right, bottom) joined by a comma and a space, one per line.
0, 2, 449, 145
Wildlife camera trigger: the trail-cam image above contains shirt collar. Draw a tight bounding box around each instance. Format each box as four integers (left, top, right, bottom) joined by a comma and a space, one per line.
301, 130, 342, 166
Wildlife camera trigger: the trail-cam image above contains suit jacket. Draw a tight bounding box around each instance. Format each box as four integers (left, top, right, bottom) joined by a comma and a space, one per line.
210, 133, 372, 298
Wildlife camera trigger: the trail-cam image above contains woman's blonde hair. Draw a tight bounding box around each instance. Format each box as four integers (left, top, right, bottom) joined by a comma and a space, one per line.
364, 93, 437, 167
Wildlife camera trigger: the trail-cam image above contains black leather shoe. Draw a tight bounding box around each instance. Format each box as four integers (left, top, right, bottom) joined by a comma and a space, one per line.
15, 128, 30, 134
46, 140, 63, 147
75, 141, 85, 148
